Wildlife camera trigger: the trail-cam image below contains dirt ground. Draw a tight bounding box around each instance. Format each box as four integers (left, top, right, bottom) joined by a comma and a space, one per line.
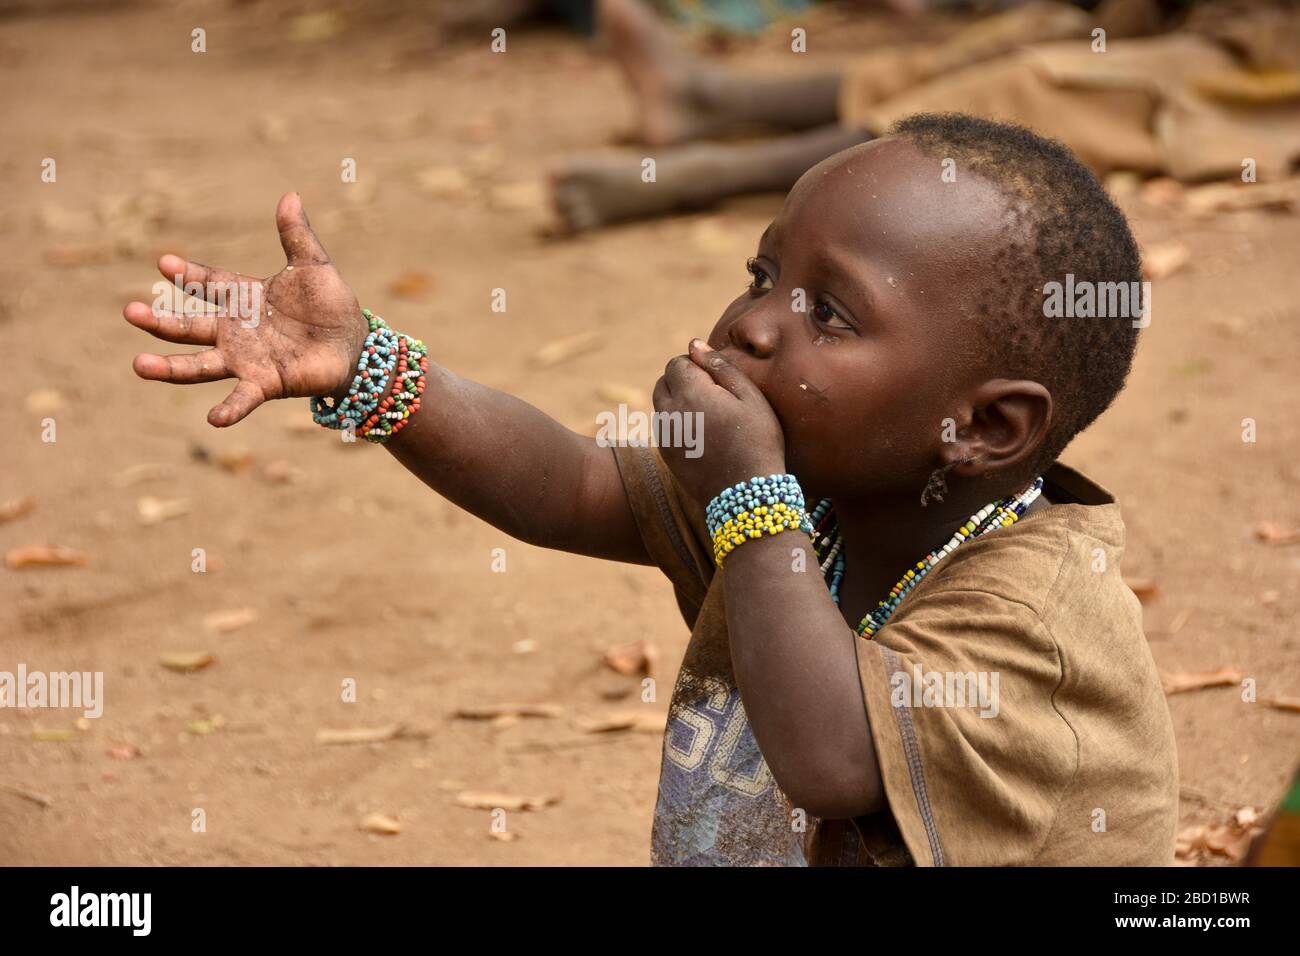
1, 1, 1297, 866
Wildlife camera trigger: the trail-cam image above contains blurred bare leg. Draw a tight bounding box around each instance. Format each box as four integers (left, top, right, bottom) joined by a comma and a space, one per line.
601, 0, 843, 146
552, 124, 871, 231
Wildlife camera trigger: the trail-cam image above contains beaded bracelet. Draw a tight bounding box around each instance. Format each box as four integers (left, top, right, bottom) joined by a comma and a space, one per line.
311, 309, 398, 429
358, 332, 429, 443
705, 474, 811, 538
706, 474, 815, 568
311, 310, 429, 444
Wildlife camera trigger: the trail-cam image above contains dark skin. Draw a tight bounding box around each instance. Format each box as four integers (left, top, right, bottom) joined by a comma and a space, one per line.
123, 139, 1053, 821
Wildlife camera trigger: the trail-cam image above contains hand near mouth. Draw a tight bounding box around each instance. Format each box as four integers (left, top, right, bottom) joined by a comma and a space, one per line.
652, 338, 788, 505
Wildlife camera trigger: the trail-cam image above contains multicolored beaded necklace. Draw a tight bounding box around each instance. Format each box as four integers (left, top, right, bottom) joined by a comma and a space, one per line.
810, 477, 1045, 639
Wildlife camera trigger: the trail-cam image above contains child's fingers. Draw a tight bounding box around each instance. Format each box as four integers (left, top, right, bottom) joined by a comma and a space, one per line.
157, 254, 242, 304
123, 301, 219, 345
652, 373, 673, 411
208, 380, 265, 428
275, 192, 330, 266
662, 353, 707, 395
132, 349, 230, 384
688, 339, 758, 401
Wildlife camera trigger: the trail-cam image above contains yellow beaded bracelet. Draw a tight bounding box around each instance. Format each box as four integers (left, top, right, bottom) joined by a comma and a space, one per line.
711, 503, 810, 567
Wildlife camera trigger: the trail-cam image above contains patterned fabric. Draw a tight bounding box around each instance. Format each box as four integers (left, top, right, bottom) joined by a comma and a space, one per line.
653, 677, 806, 865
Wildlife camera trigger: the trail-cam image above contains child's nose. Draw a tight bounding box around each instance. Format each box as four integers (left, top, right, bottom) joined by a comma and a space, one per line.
726, 301, 781, 359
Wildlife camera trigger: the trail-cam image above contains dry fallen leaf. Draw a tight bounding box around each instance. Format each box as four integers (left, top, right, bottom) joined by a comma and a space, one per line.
214, 449, 254, 473
1204, 823, 1253, 861
453, 703, 563, 720
532, 332, 599, 369
1140, 177, 1185, 208
598, 676, 635, 701
1254, 522, 1300, 546
389, 271, 435, 301
1160, 666, 1243, 695
1174, 823, 1207, 859
159, 652, 216, 673
415, 165, 472, 200
1184, 177, 1300, 216
289, 10, 343, 43
111, 463, 172, 488
454, 790, 558, 812
1194, 69, 1300, 105
262, 460, 305, 484
1124, 577, 1160, 603
603, 639, 658, 677
0, 783, 51, 807
511, 639, 537, 655
186, 716, 224, 736
315, 724, 404, 746
24, 388, 65, 414
1141, 241, 1190, 280
108, 743, 139, 760
0, 496, 35, 523
574, 710, 667, 734
5, 545, 87, 569
360, 812, 401, 835
1262, 696, 1300, 713
136, 496, 191, 526
32, 729, 76, 742
202, 608, 258, 634
487, 830, 519, 842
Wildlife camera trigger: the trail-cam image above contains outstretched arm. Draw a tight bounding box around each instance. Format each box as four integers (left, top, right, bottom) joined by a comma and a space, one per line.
123, 192, 649, 565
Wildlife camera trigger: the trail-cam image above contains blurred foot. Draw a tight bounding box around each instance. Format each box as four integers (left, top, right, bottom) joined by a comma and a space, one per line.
550, 154, 689, 232
599, 0, 729, 147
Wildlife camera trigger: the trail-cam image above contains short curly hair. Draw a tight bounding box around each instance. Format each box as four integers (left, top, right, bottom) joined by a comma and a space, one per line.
891, 113, 1143, 476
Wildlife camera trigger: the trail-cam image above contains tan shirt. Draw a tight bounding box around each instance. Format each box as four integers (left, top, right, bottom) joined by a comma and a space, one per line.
613, 445, 1179, 866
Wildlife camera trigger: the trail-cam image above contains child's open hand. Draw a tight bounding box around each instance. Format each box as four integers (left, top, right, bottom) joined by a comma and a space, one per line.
653, 339, 787, 504
123, 193, 367, 427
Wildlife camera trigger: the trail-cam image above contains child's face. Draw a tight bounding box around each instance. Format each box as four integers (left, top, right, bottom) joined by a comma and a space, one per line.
706, 137, 1018, 501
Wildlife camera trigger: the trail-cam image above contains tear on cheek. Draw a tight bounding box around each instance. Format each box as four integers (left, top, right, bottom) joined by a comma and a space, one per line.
812, 333, 839, 347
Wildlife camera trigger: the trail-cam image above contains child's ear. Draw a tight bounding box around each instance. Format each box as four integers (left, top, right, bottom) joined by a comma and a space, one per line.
951, 380, 1053, 478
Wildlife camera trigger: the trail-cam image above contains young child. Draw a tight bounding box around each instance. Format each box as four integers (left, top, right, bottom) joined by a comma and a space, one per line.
123, 113, 1179, 867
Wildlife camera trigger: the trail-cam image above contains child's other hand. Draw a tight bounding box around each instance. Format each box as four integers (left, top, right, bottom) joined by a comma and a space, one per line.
123, 192, 367, 427
652, 339, 787, 504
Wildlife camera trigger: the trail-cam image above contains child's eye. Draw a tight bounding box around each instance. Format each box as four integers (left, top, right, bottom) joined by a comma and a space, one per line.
746, 258, 774, 291
813, 300, 852, 329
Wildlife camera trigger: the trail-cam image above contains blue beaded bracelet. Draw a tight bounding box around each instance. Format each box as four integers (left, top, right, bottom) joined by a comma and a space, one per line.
310, 309, 399, 429
705, 474, 815, 540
